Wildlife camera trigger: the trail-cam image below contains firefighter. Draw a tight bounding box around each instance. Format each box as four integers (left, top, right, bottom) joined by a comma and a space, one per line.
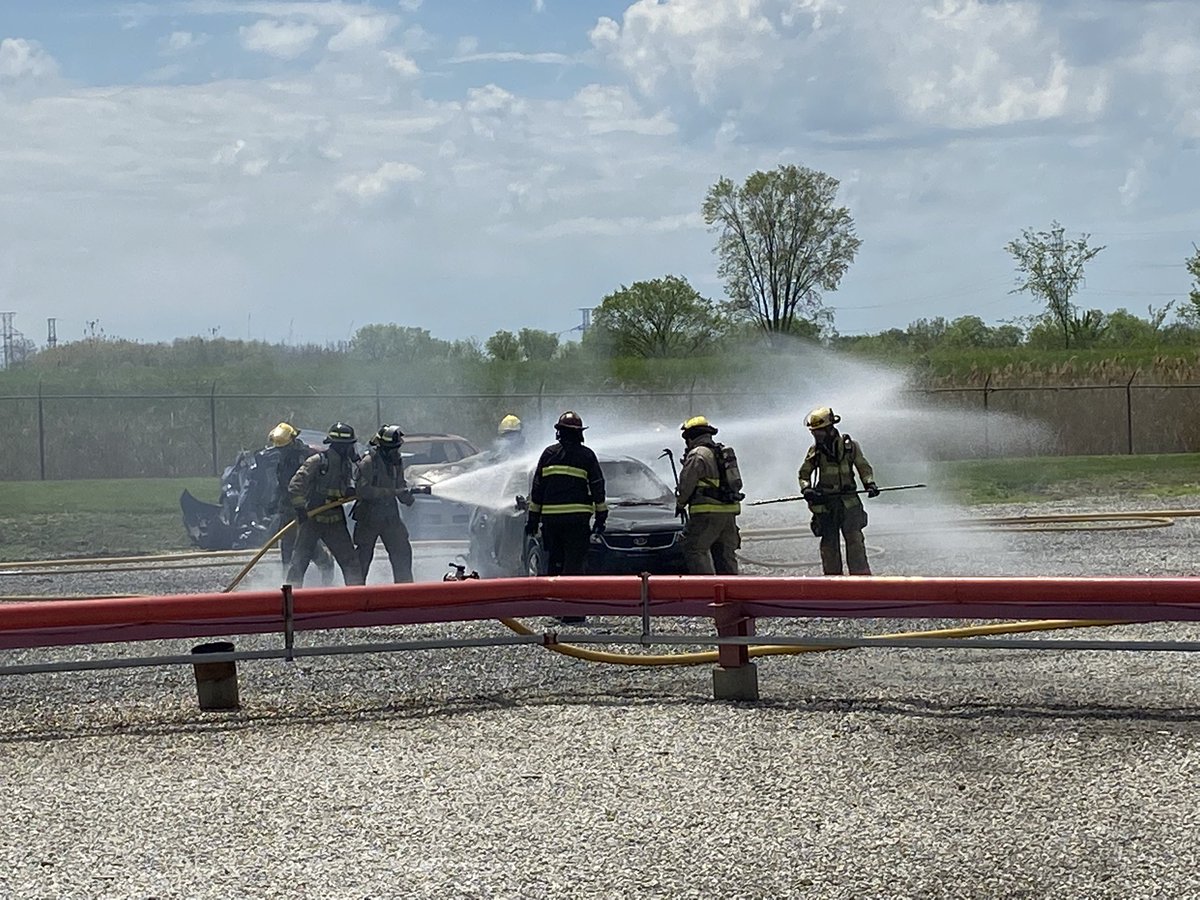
674, 416, 741, 575
353, 424, 416, 583
798, 406, 880, 575
495, 414, 525, 458
267, 423, 334, 583
286, 422, 365, 587
526, 411, 606, 621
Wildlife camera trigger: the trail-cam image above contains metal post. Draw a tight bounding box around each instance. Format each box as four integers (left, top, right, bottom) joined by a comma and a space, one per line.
982, 375, 991, 459
537, 380, 544, 422
282, 583, 295, 662
375, 383, 382, 428
710, 583, 759, 701
640, 572, 651, 639
37, 381, 46, 481
209, 380, 219, 477
1125, 372, 1137, 455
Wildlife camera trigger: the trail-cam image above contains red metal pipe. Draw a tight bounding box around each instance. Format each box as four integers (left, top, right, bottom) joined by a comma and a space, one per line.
1, 575, 1199, 652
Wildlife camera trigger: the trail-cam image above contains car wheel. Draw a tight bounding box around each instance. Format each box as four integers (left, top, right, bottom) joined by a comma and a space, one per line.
524, 537, 546, 577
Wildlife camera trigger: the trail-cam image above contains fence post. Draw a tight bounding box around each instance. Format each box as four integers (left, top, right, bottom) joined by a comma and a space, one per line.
37, 380, 46, 481
1125, 371, 1137, 455
209, 380, 219, 477
982, 375, 991, 459
537, 380, 544, 422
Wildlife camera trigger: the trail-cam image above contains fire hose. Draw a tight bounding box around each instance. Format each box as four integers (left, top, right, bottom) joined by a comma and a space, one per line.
4, 505, 1194, 667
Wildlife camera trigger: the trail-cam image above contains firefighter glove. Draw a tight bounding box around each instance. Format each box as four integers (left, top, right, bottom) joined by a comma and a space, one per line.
801, 487, 819, 503
592, 511, 608, 534
865, 482, 880, 498
398, 488, 415, 506
524, 514, 541, 536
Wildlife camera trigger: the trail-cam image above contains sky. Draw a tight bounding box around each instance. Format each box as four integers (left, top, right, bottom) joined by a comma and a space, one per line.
0, 0, 1197, 348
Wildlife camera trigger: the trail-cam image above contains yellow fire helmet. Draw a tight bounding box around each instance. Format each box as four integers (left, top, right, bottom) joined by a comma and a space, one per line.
680, 415, 717, 435
268, 422, 298, 447
498, 414, 523, 435
805, 406, 841, 431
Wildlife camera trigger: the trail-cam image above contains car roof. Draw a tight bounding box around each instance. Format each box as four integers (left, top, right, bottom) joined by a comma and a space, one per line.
402, 433, 475, 444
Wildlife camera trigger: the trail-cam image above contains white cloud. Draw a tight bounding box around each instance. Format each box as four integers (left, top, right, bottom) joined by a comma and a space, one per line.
3, 0, 1198, 346
160, 31, 209, 54
382, 50, 420, 77
449, 51, 573, 65
336, 161, 424, 202
0, 38, 59, 80
591, 0, 1112, 135
182, 1, 387, 28
327, 15, 396, 52
238, 20, 320, 59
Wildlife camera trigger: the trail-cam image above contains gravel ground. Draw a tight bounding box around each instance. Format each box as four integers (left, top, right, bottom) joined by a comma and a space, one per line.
3, 495, 1200, 899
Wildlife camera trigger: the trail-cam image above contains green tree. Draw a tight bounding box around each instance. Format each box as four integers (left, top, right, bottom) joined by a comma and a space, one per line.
905, 317, 948, 352
517, 328, 559, 361
350, 324, 445, 363
1096, 308, 1156, 347
485, 330, 522, 361
1179, 243, 1200, 323
588, 276, 725, 358
702, 164, 861, 337
942, 315, 991, 349
1005, 221, 1105, 349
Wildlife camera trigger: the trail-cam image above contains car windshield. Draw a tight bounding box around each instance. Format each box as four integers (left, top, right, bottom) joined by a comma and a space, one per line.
600, 459, 673, 505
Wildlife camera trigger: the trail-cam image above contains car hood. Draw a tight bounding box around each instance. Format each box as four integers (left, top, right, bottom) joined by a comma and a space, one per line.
603, 502, 682, 532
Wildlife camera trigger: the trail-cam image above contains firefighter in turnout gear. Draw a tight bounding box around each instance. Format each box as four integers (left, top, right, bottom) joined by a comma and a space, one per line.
267, 422, 334, 583
798, 406, 879, 575
286, 422, 365, 587
526, 411, 607, 587
495, 414, 525, 458
675, 416, 741, 575
353, 424, 416, 583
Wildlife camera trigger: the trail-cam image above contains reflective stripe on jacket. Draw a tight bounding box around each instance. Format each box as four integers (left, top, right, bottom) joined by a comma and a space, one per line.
797, 431, 874, 513
676, 438, 740, 515
528, 442, 607, 516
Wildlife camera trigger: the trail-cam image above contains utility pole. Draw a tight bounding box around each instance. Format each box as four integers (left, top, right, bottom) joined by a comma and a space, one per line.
578, 307, 592, 333
47, 317, 57, 349
1, 312, 13, 370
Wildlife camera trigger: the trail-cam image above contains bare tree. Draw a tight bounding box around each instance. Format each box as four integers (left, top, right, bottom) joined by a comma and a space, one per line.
702, 165, 860, 337
1005, 221, 1105, 349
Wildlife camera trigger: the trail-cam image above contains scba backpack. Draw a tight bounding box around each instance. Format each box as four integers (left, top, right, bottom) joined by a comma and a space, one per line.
713, 443, 745, 502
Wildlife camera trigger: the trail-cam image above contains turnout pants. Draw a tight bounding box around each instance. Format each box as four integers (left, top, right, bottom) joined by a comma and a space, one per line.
355, 515, 414, 583
540, 514, 591, 576
814, 502, 871, 576
286, 518, 364, 587
279, 518, 334, 583
681, 512, 741, 575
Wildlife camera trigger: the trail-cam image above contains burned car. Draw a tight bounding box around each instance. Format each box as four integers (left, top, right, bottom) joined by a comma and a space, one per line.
465, 454, 687, 578
180, 431, 479, 550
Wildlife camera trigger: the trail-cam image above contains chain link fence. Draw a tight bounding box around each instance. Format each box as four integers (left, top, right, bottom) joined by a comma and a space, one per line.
4, 379, 1199, 481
